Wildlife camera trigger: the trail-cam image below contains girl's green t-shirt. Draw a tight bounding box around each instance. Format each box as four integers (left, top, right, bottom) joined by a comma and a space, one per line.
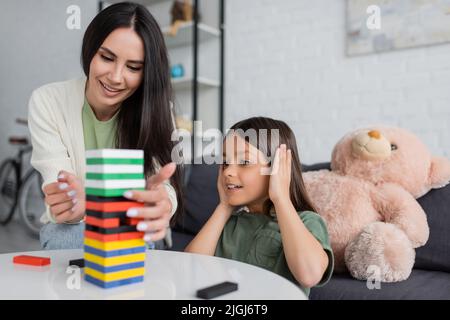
214, 209, 334, 297
82, 98, 118, 150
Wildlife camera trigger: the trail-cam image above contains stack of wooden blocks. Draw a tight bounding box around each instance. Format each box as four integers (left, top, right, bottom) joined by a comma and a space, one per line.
83, 149, 147, 289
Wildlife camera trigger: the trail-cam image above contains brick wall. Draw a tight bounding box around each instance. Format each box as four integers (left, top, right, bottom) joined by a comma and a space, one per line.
224, 0, 450, 164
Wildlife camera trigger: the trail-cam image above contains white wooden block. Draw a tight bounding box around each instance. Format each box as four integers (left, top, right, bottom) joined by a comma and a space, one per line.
85, 149, 144, 159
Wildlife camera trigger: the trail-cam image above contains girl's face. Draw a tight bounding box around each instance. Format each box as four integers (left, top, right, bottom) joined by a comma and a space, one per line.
87, 27, 145, 110
222, 134, 271, 212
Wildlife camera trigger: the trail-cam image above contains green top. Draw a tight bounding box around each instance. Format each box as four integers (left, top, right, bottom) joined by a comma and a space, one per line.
82, 98, 118, 150
215, 209, 334, 297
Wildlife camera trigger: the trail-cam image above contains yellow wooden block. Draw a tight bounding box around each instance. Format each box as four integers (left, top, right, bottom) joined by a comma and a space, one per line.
84, 238, 145, 251
84, 252, 145, 267
85, 267, 145, 282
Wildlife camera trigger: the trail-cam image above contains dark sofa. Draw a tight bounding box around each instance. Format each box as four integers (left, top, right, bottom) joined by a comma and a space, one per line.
171, 162, 450, 299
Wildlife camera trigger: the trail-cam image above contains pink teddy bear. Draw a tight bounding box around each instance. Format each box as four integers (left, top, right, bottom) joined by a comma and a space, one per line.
303, 126, 450, 282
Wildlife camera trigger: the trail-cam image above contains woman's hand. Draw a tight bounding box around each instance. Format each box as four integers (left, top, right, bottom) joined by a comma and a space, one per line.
269, 144, 292, 205
124, 163, 176, 243
43, 171, 86, 223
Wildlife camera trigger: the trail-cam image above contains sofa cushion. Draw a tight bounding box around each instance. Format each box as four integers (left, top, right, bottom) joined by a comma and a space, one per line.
415, 183, 450, 272
310, 269, 450, 300
303, 162, 331, 172
170, 230, 194, 252
174, 163, 220, 235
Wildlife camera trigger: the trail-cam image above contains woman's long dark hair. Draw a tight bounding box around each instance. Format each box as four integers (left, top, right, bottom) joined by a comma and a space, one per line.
81, 2, 184, 224
228, 117, 316, 214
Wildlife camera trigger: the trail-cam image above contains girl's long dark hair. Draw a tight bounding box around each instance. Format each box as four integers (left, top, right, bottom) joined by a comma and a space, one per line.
228, 117, 316, 214
81, 2, 183, 224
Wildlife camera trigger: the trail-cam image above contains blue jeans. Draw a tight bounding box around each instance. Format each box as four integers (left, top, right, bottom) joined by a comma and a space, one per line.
40, 222, 85, 250
39, 223, 167, 250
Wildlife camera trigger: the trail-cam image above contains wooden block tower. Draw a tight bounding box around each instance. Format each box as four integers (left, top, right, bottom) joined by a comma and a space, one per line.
84, 149, 147, 289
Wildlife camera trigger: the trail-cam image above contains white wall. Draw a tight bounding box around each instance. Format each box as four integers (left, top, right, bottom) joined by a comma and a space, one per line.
0, 0, 97, 163
224, 0, 450, 164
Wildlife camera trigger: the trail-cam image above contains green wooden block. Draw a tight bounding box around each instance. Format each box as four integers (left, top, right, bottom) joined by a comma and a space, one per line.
86, 158, 144, 165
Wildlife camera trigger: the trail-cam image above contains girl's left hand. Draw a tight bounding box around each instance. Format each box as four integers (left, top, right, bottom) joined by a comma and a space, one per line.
123, 163, 176, 243
269, 144, 292, 204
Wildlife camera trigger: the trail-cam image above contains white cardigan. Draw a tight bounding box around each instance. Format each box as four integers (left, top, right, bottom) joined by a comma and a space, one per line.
28, 77, 178, 224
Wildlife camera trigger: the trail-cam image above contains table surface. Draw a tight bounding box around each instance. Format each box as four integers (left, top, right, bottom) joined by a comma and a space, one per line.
0, 249, 307, 300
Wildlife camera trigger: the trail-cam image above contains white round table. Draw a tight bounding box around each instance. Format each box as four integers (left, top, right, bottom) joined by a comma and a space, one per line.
0, 249, 307, 300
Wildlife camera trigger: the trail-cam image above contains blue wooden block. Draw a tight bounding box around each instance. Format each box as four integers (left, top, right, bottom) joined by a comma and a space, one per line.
84, 245, 146, 257
85, 260, 145, 273
85, 274, 144, 289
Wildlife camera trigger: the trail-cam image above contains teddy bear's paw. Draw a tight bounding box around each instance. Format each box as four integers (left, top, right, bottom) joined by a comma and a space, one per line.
344, 222, 415, 282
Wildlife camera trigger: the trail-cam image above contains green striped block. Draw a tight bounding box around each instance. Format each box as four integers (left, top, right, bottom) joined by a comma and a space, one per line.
86, 187, 146, 197
86, 158, 144, 165
86, 173, 145, 180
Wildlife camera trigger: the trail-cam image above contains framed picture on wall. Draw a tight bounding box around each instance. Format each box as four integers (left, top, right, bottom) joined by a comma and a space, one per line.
346, 0, 450, 56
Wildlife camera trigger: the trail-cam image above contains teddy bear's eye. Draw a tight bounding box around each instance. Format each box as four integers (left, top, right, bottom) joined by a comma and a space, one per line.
391, 144, 398, 151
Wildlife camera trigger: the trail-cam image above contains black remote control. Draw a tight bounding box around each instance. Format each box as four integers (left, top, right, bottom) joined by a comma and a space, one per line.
196, 281, 238, 299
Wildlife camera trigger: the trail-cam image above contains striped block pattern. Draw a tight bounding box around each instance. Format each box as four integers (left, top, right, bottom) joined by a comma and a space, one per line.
84, 149, 146, 289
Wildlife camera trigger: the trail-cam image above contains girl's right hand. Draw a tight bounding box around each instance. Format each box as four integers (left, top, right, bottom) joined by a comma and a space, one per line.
43, 171, 86, 223
217, 165, 234, 212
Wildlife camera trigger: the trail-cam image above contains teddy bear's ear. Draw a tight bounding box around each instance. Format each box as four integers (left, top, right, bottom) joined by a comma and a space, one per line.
429, 156, 450, 189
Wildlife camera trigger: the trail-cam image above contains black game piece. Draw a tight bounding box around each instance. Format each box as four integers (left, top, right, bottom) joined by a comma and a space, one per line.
86, 209, 127, 219
86, 195, 130, 202
85, 224, 137, 234
69, 259, 85, 268
196, 281, 238, 299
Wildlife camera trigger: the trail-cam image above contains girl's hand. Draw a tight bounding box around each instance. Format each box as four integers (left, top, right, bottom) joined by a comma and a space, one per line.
269, 144, 292, 205
217, 165, 234, 212
43, 171, 86, 223
124, 163, 176, 243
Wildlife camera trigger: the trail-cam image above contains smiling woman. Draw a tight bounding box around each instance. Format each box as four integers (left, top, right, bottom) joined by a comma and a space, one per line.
27, 2, 184, 250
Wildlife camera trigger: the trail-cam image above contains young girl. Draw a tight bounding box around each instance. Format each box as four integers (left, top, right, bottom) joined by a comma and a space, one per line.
185, 117, 334, 296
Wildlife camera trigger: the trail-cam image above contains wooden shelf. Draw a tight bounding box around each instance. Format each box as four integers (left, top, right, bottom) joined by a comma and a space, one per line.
162, 22, 220, 48
172, 76, 220, 90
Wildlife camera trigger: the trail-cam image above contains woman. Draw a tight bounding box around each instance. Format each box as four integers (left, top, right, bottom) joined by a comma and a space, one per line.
28, 2, 183, 249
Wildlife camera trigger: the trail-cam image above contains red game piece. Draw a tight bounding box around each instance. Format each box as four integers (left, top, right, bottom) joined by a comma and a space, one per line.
86, 201, 144, 212
13, 255, 51, 266
84, 230, 144, 242
84, 230, 119, 242
125, 217, 143, 226
85, 216, 120, 228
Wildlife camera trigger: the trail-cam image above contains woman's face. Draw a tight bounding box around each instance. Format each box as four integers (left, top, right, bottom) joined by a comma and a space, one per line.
87, 27, 145, 109
222, 134, 271, 212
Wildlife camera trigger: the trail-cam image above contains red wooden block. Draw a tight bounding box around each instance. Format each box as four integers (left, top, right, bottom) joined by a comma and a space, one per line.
84, 230, 144, 242
86, 201, 144, 212
84, 230, 119, 242
125, 218, 143, 226
13, 255, 51, 266
85, 216, 120, 228
119, 231, 145, 241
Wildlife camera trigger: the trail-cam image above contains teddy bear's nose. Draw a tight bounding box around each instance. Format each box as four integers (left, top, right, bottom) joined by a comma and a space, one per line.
368, 130, 381, 139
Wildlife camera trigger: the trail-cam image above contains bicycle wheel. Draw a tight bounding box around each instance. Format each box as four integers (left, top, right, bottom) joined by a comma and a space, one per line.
18, 169, 45, 236
0, 159, 18, 225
